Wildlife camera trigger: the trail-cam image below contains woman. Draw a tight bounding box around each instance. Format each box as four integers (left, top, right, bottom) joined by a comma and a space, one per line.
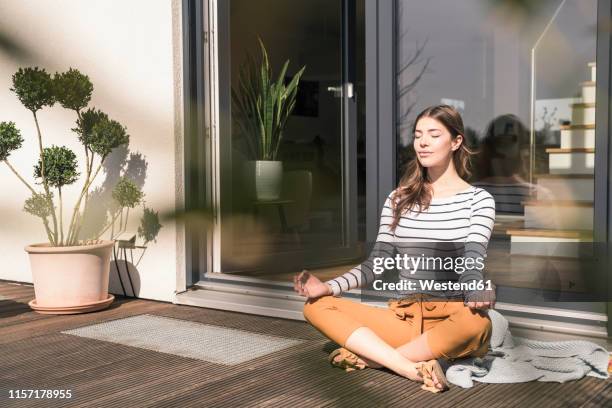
293, 105, 496, 393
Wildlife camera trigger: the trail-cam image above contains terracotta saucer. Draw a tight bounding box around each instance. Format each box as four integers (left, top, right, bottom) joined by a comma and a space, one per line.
28, 294, 115, 315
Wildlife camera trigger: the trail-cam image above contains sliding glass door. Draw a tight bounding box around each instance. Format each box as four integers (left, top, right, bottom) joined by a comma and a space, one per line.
210, 0, 365, 284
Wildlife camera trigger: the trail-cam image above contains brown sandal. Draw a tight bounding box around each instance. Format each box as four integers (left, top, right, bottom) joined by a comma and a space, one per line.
328, 347, 367, 372
414, 359, 450, 393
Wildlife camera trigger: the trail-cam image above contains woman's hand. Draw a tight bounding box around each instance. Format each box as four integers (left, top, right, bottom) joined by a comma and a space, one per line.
293, 270, 332, 300
465, 284, 496, 310
465, 300, 494, 310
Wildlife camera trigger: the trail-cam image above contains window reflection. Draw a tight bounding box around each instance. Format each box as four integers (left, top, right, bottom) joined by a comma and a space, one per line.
396, 0, 597, 301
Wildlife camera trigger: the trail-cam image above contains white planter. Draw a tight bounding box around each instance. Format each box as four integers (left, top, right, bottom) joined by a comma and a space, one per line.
244, 160, 283, 201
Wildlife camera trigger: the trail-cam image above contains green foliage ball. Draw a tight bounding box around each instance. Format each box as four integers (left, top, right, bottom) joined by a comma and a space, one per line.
53, 68, 93, 112
89, 117, 129, 157
73, 107, 109, 148
10, 67, 55, 112
34, 145, 79, 188
0, 121, 23, 161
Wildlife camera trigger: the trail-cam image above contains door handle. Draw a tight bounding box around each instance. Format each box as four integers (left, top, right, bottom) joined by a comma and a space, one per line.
327, 82, 354, 99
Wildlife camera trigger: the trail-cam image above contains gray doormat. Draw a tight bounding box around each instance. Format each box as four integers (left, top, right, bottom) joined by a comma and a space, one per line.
62, 314, 304, 365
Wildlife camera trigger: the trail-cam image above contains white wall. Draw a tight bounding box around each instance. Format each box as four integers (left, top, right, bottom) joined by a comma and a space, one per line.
0, 0, 184, 302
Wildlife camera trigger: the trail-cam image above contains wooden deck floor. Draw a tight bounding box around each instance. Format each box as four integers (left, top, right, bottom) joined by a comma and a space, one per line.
1, 280, 610, 408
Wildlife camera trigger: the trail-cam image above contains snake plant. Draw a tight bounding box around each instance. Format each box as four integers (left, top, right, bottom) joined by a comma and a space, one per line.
232, 37, 306, 161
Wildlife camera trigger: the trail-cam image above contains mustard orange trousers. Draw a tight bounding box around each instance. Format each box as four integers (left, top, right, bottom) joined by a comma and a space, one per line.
303, 294, 492, 361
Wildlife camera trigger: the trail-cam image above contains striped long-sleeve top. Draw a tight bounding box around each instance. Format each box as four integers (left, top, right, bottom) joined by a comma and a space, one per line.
325, 185, 496, 300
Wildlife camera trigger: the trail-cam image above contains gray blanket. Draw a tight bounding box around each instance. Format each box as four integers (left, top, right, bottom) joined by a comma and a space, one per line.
443, 309, 610, 388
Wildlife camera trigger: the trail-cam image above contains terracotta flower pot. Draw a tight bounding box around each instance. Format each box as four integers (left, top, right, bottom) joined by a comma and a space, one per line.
25, 240, 115, 314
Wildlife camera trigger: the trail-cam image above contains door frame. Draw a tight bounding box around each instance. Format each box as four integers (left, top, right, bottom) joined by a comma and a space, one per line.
205, 0, 361, 279
595, 0, 612, 336
182, 0, 209, 287
365, 0, 397, 244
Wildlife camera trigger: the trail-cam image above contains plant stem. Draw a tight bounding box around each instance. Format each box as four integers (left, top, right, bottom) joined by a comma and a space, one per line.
70, 211, 80, 245
76, 109, 93, 243
88, 150, 94, 178
96, 209, 122, 241
67, 157, 104, 244
68, 157, 94, 244
32, 111, 59, 245
112, 207, 130, 240
110, 212, 115, 238
58, 187, 64, 245
124, 207, 130, 231
71, 150, 94, 245
3, 159, 37, 195
3, 159, 55, 242
119, 208, 123, 235
41, 217, 54, 243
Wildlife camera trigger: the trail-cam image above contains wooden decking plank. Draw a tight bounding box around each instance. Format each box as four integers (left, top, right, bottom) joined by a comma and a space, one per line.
74, 342, 323, 408
0, 333, 100, 369
0, 302, 102, 329
46, 352, 222, 408
215, 352, 392, 408
525, 379, 599, 406
581, 382, 612, 407
142, 343, 331, 408
0, 298, 171, 344
0, 296, 137, 327
322, 370, 437, 408
0, 298, 33, 314
295, 369, 403, 408
0, 308, 52, 330
455, 381, 547, 407
2, 337, 126, 385
0, 285, 36, 298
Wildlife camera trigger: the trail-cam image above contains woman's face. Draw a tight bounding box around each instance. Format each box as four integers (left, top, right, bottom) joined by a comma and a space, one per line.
413, 116, 462, 168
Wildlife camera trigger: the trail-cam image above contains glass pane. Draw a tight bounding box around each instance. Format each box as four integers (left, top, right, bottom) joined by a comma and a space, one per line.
396, 0, 603, 313
216, 0, 366, 279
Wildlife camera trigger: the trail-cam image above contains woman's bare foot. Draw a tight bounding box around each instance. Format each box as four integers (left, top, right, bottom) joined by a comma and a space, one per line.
402, 363, 446, 391
330, 352, 381, 369
426, 369, 445, 391
333, 355, 444, 390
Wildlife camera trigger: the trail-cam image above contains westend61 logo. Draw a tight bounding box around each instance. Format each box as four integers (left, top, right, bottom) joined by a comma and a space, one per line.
372, 254, 485, 275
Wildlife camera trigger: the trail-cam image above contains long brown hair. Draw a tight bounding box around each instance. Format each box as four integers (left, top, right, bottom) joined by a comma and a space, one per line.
390, 105, 476, 232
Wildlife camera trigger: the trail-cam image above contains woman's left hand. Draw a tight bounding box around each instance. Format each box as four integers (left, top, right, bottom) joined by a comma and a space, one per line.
466, 300, 494, 310
465, 284, 496, 310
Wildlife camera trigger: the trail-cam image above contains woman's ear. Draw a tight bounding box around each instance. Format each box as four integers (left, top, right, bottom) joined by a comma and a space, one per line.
452, 135, 463, 151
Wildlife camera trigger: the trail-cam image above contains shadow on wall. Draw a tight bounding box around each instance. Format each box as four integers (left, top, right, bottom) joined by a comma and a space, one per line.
79, 144, 159, 297
110, 245, 143, 298
79, 144, 148, 239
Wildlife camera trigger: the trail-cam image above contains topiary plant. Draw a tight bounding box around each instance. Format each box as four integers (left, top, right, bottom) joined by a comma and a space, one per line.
0, 66, 156, 246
